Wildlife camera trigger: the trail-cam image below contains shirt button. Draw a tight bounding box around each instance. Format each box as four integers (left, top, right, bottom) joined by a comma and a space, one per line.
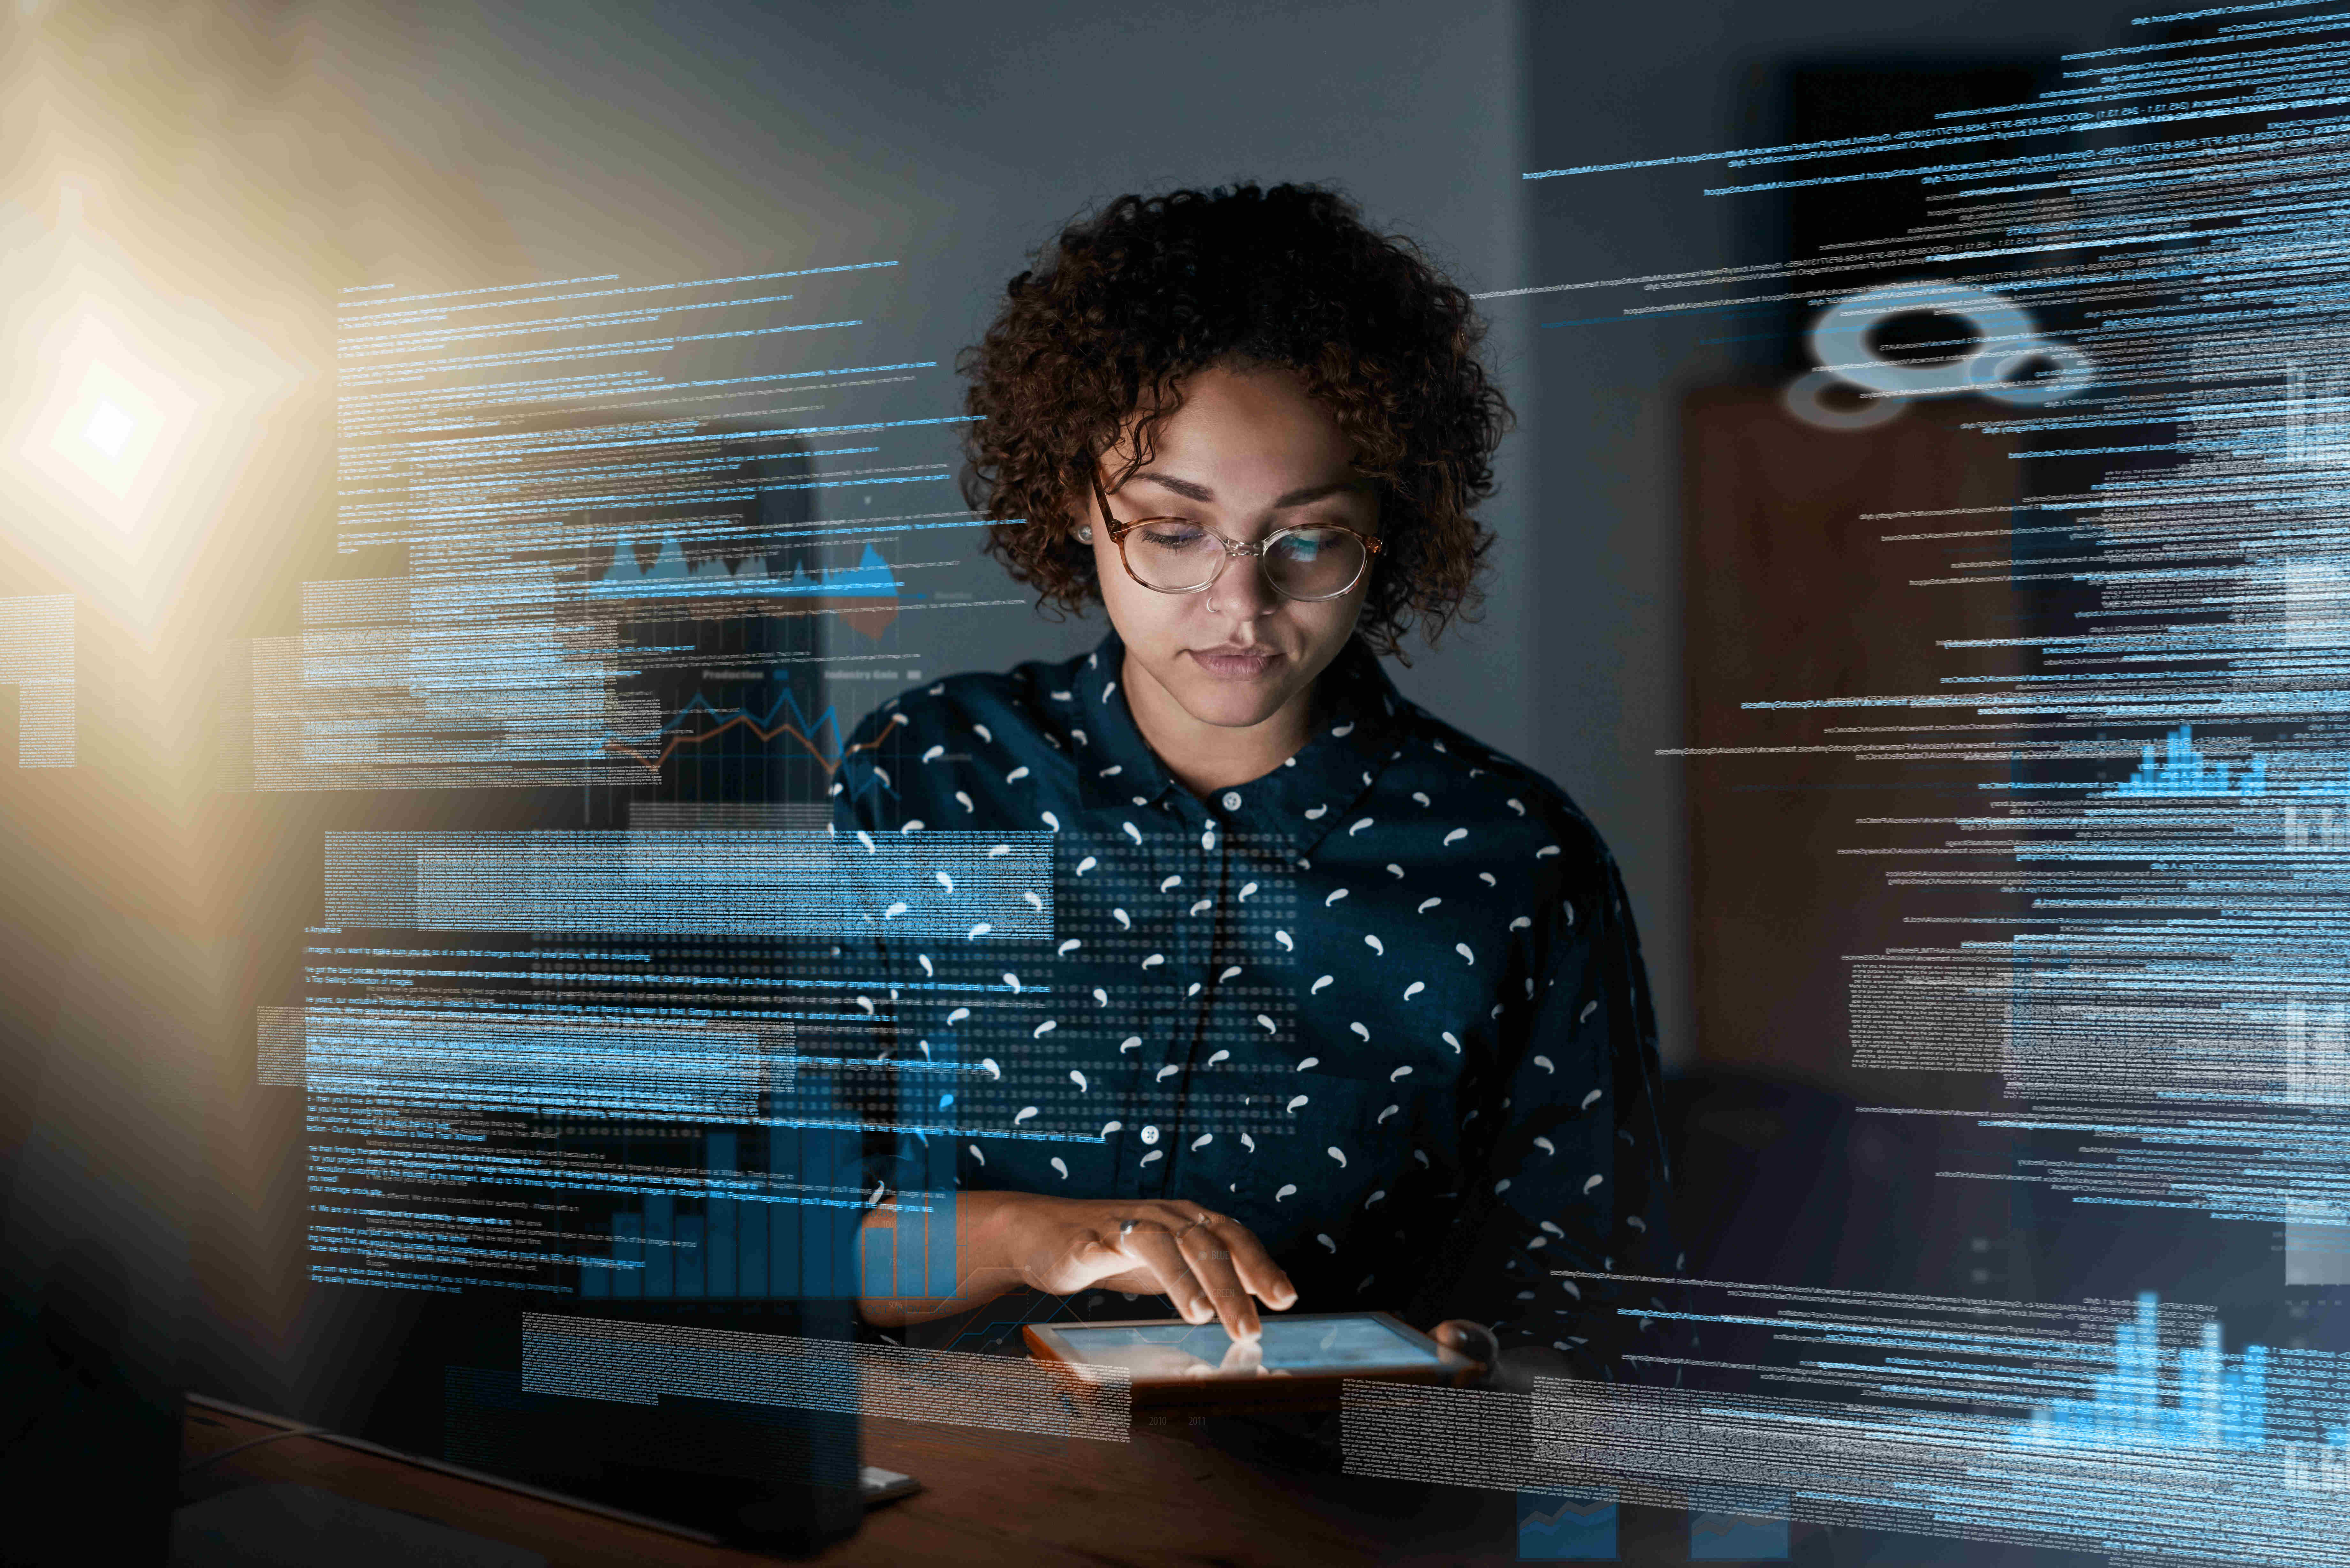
1221, 791, 1242, 811
1140, 1125, 1160, 1145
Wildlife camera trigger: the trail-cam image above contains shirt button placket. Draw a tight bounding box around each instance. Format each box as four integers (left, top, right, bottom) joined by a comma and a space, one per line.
1145, 813, 1182, 1199
1208, 800, 1241, 1195
1184, 796, 1232, 1200
1153, 796, 1208, 1201
1121, 821, 1155, 1203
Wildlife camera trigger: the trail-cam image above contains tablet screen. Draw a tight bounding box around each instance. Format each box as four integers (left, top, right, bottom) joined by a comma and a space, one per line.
1045, 1314, 1443, 1379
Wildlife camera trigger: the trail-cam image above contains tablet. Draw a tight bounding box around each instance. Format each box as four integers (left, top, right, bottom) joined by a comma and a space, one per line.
1022, 1311, 1482, 1411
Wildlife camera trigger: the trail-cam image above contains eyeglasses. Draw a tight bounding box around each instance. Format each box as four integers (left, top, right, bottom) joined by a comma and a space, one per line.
1088, 472, 1383, 601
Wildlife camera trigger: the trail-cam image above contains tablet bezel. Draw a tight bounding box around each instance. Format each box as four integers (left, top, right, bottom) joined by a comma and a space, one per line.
1021, 1310, 1484, 1411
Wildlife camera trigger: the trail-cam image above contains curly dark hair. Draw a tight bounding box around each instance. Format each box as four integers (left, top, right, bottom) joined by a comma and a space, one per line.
958, 182, 1511, 660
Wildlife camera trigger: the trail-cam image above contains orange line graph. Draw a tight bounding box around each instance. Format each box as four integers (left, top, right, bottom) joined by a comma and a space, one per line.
605, 708, 904, 777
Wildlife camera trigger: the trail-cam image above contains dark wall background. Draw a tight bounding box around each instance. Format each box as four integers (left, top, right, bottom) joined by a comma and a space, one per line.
1517, 0, 2128, 1077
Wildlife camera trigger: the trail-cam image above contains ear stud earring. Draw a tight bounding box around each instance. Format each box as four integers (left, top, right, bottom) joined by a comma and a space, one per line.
1077, 525, 1095, 543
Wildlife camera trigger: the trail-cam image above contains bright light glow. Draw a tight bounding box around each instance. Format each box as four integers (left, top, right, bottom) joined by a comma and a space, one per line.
0, 184, 298, 632
14, 310, 196, 530
80, 397, 134, 462
49, 365, 161, 491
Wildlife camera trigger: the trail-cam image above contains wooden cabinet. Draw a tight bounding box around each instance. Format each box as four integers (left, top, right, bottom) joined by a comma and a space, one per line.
1681, 388, 2022, 1101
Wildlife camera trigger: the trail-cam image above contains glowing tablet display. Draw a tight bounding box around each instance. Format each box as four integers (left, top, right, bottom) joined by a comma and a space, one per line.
1047, 1314, 1442, 1378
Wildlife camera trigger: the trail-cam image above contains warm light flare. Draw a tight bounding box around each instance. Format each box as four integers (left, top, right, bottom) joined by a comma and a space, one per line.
81, 397, 136, 463
0, 204, 295, 635
16, 309, 196, 530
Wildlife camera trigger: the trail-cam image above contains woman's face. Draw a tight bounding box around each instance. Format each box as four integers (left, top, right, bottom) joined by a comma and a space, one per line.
1076, 362, 1380, 734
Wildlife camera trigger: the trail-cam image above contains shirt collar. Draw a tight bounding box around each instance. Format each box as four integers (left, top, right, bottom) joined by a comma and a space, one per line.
1071, 628, 1407, 853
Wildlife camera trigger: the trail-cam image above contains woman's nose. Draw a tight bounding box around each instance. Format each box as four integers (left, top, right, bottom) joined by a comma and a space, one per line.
1208, 551, 1281, 618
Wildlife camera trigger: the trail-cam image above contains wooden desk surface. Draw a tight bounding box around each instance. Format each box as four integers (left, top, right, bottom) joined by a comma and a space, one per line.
179, 1398, 1597, 1566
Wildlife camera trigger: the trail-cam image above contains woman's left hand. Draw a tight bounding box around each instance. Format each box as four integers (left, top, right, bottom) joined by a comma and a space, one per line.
1432, 1319, 1498, 1373
1431, 1321, 1576, 1392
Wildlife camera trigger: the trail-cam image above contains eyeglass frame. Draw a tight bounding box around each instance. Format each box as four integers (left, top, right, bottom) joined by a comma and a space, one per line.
1085, 470, 1385, 601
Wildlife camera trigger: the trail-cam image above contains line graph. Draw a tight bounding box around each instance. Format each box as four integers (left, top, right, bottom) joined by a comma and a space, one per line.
603, 679, 903, 781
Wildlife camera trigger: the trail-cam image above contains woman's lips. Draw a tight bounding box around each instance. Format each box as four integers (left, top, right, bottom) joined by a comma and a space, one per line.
1190, 647, 1282, 680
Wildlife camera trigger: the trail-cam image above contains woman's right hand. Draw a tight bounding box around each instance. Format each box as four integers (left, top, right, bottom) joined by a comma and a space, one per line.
873, 1190, 1297, 1341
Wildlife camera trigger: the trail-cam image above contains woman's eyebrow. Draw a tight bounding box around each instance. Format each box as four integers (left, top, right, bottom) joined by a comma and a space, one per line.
1128, 471, 1367, 508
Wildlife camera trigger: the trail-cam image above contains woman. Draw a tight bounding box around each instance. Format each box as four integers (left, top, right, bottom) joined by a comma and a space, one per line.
835, 183, 1678, 1387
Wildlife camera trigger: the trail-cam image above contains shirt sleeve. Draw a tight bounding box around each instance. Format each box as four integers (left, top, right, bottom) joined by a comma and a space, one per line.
1424, 844, 1685, 1381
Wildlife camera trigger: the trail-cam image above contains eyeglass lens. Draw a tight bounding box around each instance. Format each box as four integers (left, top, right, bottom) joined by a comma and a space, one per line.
1124, 522, 1365, 599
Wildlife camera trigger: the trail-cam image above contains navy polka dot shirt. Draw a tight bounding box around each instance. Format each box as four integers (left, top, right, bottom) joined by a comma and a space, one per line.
832, 628, 1680, 1373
